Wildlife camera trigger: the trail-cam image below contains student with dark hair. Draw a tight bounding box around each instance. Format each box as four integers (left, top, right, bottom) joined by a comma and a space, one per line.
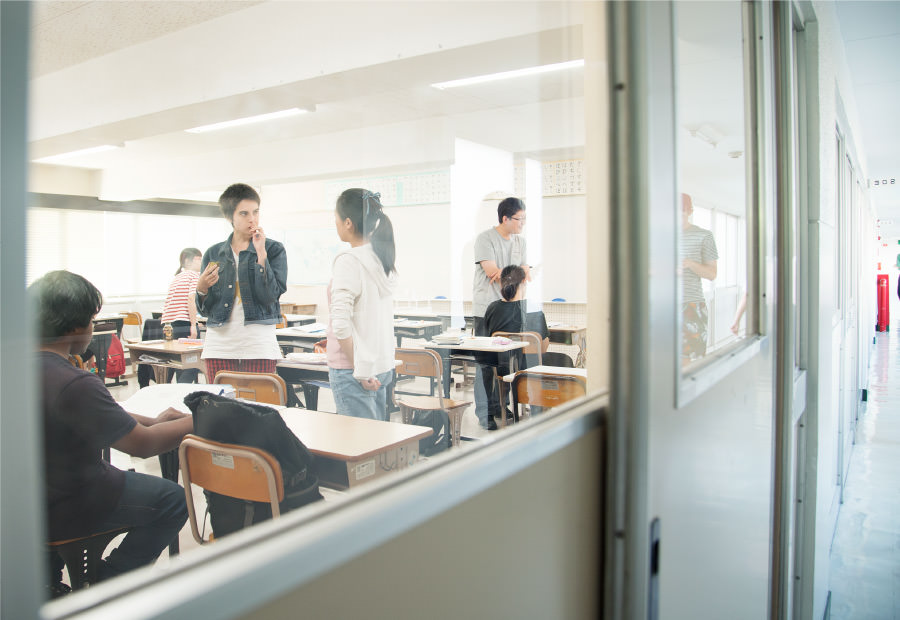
31, 270, 192, 594
472, 196, 531, 429
160, 247, 202, 383
327, 188, 398, 420
196, 183, 287, 381
480, 265, 550, 427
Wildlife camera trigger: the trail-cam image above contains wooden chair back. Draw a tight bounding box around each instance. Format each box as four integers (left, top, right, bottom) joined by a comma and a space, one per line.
122, 311, 143, 326
178, 435, 284, 544
512, 371, 587, 408
395, 348, 443, 379
275, 313, 288, 329
213, 371, 288, 406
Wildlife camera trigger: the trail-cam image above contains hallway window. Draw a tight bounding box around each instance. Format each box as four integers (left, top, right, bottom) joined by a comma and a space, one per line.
676, 0, 754, 375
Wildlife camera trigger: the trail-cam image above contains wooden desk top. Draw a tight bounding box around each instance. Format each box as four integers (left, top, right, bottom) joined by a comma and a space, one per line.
394, 319, 443, 328
280, 409, 432, 461
426, 336, 529, 353
127, 340, 204, 354
121, 385, 433, 462
502, 365, 588, 382
547, 325, 586, 334
276, 327, 325, 339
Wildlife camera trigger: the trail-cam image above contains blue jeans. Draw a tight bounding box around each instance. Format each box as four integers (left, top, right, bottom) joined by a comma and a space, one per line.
48, 471, 187, 583
329, 368, 394, 421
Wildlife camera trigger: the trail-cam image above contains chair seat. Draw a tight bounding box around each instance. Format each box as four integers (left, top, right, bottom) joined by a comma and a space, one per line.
396, 394, 469, 411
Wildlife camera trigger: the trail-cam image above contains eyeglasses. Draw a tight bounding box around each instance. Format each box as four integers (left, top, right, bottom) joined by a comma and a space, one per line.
510, 216, 526, 222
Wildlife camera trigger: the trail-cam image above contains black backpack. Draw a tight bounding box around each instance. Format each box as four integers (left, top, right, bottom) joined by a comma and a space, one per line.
410, 408, 452, 457
183, 392, 323, 538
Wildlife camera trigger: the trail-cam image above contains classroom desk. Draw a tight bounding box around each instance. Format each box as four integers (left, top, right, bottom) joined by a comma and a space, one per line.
121, 384, 432, 491
393, 319, 444, 347
502, 365, 588, 383
126, 340, 205, 385
280, 409, 432, 489
276, 359, 330, 411
425, 337, 528, 398
284, 314, 317, 327
394, 310, 451, 330
276, 327, 325, 352
548, 325, 587, 368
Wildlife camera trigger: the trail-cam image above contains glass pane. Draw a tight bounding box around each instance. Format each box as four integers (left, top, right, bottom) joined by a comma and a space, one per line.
676, 1, 750, 372
29, 0, 597, 594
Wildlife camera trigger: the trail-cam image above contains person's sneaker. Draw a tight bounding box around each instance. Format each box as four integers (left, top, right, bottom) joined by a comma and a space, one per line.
47, 582, 72, 599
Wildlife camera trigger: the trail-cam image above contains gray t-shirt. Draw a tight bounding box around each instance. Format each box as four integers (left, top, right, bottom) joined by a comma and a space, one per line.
681, 224, 718, 303
472, 227, 527, 316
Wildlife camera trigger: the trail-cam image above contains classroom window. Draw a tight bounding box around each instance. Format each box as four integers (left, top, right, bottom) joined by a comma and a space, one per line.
28, 0, 601, 606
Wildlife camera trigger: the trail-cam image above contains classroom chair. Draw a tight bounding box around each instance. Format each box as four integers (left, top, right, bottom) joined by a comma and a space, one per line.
275, 313, 288, 329
47, 526, 130, 591
394, 348, 471, 447
213, 371, 288, 406
541, 351, 575, 368
510, 371, 587, 421
121, 311, 143, 343
492, 331, 543, 370
178, 435, 284, 544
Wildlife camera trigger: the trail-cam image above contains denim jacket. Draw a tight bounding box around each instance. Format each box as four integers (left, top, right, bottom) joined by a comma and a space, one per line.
196, 234, 288, 328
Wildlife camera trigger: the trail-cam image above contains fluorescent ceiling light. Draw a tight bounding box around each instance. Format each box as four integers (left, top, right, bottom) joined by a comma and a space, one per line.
33, 144, 121, 163
431, 59, 584, 90
185, 108, 307, 133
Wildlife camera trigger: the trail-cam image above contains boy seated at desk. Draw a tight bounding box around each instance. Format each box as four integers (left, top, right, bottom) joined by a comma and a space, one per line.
31, 271, 194, 595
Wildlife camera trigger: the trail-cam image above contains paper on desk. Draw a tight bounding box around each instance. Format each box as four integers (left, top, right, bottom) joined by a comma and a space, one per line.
138, 354, 164, 363
120, 384, 234, 417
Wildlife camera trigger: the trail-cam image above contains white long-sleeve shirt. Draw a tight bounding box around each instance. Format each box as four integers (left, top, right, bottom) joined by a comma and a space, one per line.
328, 244, 397, 379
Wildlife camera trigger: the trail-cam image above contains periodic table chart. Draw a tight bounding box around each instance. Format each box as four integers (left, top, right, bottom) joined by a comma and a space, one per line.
514, 159, 585, 197
325, 170, 451, 207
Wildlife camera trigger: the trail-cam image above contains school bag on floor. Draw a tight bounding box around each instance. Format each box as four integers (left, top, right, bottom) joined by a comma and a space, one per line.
105, 335, 126, 378
410, 408, 452, 457
183, 392, 323, 539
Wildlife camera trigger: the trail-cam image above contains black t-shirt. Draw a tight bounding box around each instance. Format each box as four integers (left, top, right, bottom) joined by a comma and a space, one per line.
41, 351, 136, 540
481, 301, 549, 369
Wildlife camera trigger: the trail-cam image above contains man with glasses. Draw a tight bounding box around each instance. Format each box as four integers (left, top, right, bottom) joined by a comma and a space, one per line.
472, 197, 531, 430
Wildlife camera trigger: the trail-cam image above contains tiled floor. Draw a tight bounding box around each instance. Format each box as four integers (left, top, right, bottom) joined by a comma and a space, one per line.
828, 331, 900, 619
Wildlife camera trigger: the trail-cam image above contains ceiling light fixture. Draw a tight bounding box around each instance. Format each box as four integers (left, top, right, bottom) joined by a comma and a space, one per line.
431, 59, 585, 90
185, 107, 307, 134
33, 144, 121, 163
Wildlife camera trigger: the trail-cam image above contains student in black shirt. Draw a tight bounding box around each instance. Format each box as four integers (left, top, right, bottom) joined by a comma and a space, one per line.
31, 270, 193, 595
480, 265, 549, 429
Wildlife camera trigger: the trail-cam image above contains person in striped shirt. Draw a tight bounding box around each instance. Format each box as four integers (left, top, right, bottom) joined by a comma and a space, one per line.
160, 247, 202, 382
681, 193, 718, 365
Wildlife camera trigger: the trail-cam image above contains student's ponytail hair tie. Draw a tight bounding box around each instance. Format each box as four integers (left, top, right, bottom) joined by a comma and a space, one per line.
362, 191, 382, 218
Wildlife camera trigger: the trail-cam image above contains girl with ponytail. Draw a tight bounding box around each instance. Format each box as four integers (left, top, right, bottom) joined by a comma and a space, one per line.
480, 265, 550, 428
160, 247, 202, 383
326, 189, 398, 420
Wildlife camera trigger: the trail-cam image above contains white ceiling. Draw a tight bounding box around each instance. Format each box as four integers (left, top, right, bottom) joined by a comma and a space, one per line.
28, 1, 587, 204
835, 1, 900, 240
28, 0, 899, 227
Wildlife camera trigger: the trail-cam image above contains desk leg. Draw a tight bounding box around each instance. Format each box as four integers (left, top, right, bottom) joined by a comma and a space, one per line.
439, 351, 452, 397
302, 384, 319, 411
158, 450, 180, 556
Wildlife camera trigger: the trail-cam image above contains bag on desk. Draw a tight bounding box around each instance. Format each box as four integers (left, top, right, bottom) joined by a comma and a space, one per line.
183, 392, 323, 539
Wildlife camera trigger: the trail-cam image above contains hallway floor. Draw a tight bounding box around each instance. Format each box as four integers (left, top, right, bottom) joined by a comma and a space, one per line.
828, 331, 900, 619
